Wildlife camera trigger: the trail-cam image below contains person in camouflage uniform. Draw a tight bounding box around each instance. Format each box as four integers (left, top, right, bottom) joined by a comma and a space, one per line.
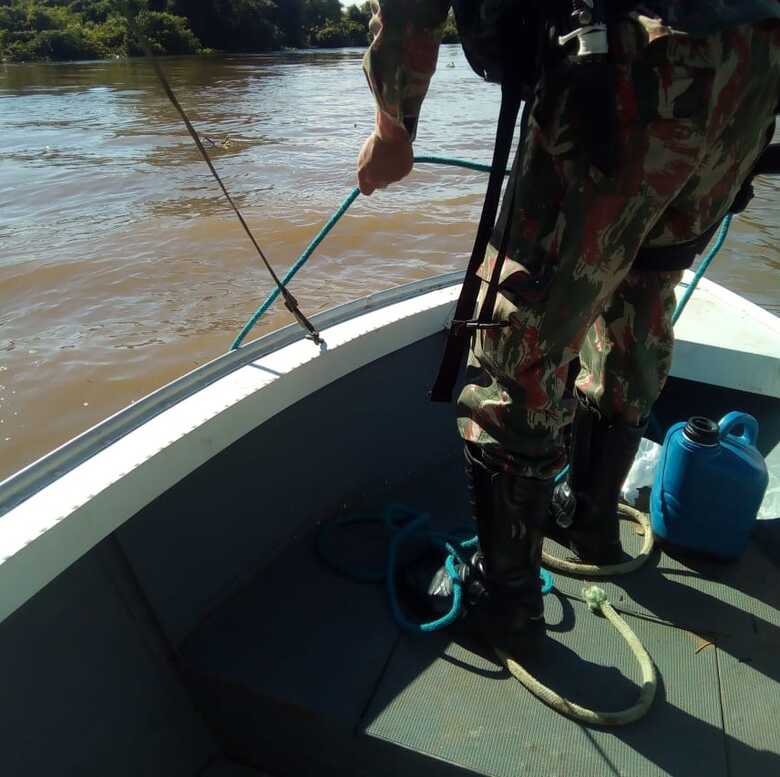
358, 1, 780, 646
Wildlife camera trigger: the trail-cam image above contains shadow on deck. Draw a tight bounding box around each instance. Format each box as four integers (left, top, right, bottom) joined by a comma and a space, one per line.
181, 457, 780, 777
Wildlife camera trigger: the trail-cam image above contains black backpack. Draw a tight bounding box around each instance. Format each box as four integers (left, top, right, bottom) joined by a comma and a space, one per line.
451, 0, 544, 90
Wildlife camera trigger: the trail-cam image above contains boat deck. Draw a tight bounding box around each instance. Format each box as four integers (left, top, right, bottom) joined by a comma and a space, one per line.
183, 456, 780, 777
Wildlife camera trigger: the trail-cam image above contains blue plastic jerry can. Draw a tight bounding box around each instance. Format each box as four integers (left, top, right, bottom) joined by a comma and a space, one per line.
650, 412, 769, 559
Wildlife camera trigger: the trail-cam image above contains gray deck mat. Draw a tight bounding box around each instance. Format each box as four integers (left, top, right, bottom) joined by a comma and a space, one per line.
545, 523, 780, 638
364, 596, 727, 777
182, 524, 399, 725
183, 458, 780, 777
717, 632, 780, 775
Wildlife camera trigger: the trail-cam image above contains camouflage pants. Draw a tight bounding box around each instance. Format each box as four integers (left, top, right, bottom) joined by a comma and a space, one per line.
457, 18, 780, 478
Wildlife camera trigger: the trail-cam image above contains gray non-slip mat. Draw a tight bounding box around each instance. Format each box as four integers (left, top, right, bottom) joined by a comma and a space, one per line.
545, 523, 780, 640
363, 595, 728, 777
182, 525, 399, 725
182, 524, 403, 776
183, 458, 779, 777
716, 633, 780, 776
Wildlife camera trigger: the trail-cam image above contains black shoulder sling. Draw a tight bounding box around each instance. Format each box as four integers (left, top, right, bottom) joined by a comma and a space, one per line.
428, 82, 527, 402
429, 1, 546, 402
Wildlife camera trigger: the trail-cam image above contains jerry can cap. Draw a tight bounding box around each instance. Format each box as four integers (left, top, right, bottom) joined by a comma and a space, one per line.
683, 416, 720, 446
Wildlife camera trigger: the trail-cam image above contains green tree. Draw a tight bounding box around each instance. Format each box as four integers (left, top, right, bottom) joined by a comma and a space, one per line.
90, 12, 130, 54
129, 10, 201, 55
26, 6, 68, 33
0, 4, 27, 35
345, 2, 370, 26
274, 0, 305, 47
310, 18, 366, 47
301, 0, 341, 30
171, 0, 282, 52
441, 10, 459, 43
0, 0, 373, 61
70, 0, 119, 23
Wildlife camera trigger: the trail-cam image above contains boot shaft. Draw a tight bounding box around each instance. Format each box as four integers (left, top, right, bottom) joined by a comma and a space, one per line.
585, 412, 647, 521
464, 443, 553, 600
549, 400, 646, 563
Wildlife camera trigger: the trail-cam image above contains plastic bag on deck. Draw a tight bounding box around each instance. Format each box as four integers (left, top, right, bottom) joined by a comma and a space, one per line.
758, 466, 780, 520
621, 438, 662, 507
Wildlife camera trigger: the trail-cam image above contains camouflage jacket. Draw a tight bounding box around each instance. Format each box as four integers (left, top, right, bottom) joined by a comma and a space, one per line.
363, 0, 780, 138
618, 1, 780, 35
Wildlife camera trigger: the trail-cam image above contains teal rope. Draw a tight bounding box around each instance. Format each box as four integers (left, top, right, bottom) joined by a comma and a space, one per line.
385, 509, 466, 633
231, 158, 732, 349
413, 155, 510, 175
672, 214, 732, 324
317, 503, 553, 635
230, 156, 512, 350
230, 185, 361, 350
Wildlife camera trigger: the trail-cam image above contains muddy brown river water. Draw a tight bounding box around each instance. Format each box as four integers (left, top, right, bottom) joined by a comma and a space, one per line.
1, 46, 778, 481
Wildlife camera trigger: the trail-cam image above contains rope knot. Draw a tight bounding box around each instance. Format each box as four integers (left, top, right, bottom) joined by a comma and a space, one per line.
582, 585, 608, 613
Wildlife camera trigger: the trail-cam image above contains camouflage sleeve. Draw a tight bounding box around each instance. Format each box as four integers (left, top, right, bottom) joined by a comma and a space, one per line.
363, 0, 451, 141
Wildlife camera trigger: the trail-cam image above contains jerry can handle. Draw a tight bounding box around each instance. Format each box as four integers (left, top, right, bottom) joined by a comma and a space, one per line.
718, 412, 759, 447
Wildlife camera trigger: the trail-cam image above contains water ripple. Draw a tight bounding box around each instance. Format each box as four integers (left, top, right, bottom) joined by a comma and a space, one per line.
0, 48, 777, 480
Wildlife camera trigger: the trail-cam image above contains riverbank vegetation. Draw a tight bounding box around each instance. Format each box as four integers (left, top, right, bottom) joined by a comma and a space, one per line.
0, 1, 459, 62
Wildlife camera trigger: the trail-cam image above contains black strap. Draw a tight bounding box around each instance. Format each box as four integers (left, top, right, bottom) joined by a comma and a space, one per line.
755, 142, 780, 175
634, 138, 780, 272
478, 116, 530, 329
429, 82, 524, 402
632, 222, 720, 272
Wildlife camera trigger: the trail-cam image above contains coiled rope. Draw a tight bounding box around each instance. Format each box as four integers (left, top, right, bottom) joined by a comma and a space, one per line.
496, 584, 657, 726
541, 503, 654, 577
496, 504, 660, 726
317, 503, 553, 635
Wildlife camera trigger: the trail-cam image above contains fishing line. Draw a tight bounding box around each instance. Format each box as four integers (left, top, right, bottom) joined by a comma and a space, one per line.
126, 14, 323, 345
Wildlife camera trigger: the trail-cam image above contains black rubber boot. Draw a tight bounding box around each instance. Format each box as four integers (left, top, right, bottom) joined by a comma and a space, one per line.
405, 444, 553, 654
463, 443, 553, 636
548, 400, 646, 565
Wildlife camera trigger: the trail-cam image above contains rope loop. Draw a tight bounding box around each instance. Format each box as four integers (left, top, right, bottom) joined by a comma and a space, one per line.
542, 503, 654, 577
316, 504, 554, 635
496, 586, 658, 726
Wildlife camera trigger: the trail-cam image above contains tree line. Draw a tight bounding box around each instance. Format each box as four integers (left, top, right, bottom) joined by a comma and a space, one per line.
0, 1, 459, 62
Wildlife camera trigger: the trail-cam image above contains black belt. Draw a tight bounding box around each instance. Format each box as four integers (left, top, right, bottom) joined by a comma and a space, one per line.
632, 223, 720, 272
634, 140, 778, 272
